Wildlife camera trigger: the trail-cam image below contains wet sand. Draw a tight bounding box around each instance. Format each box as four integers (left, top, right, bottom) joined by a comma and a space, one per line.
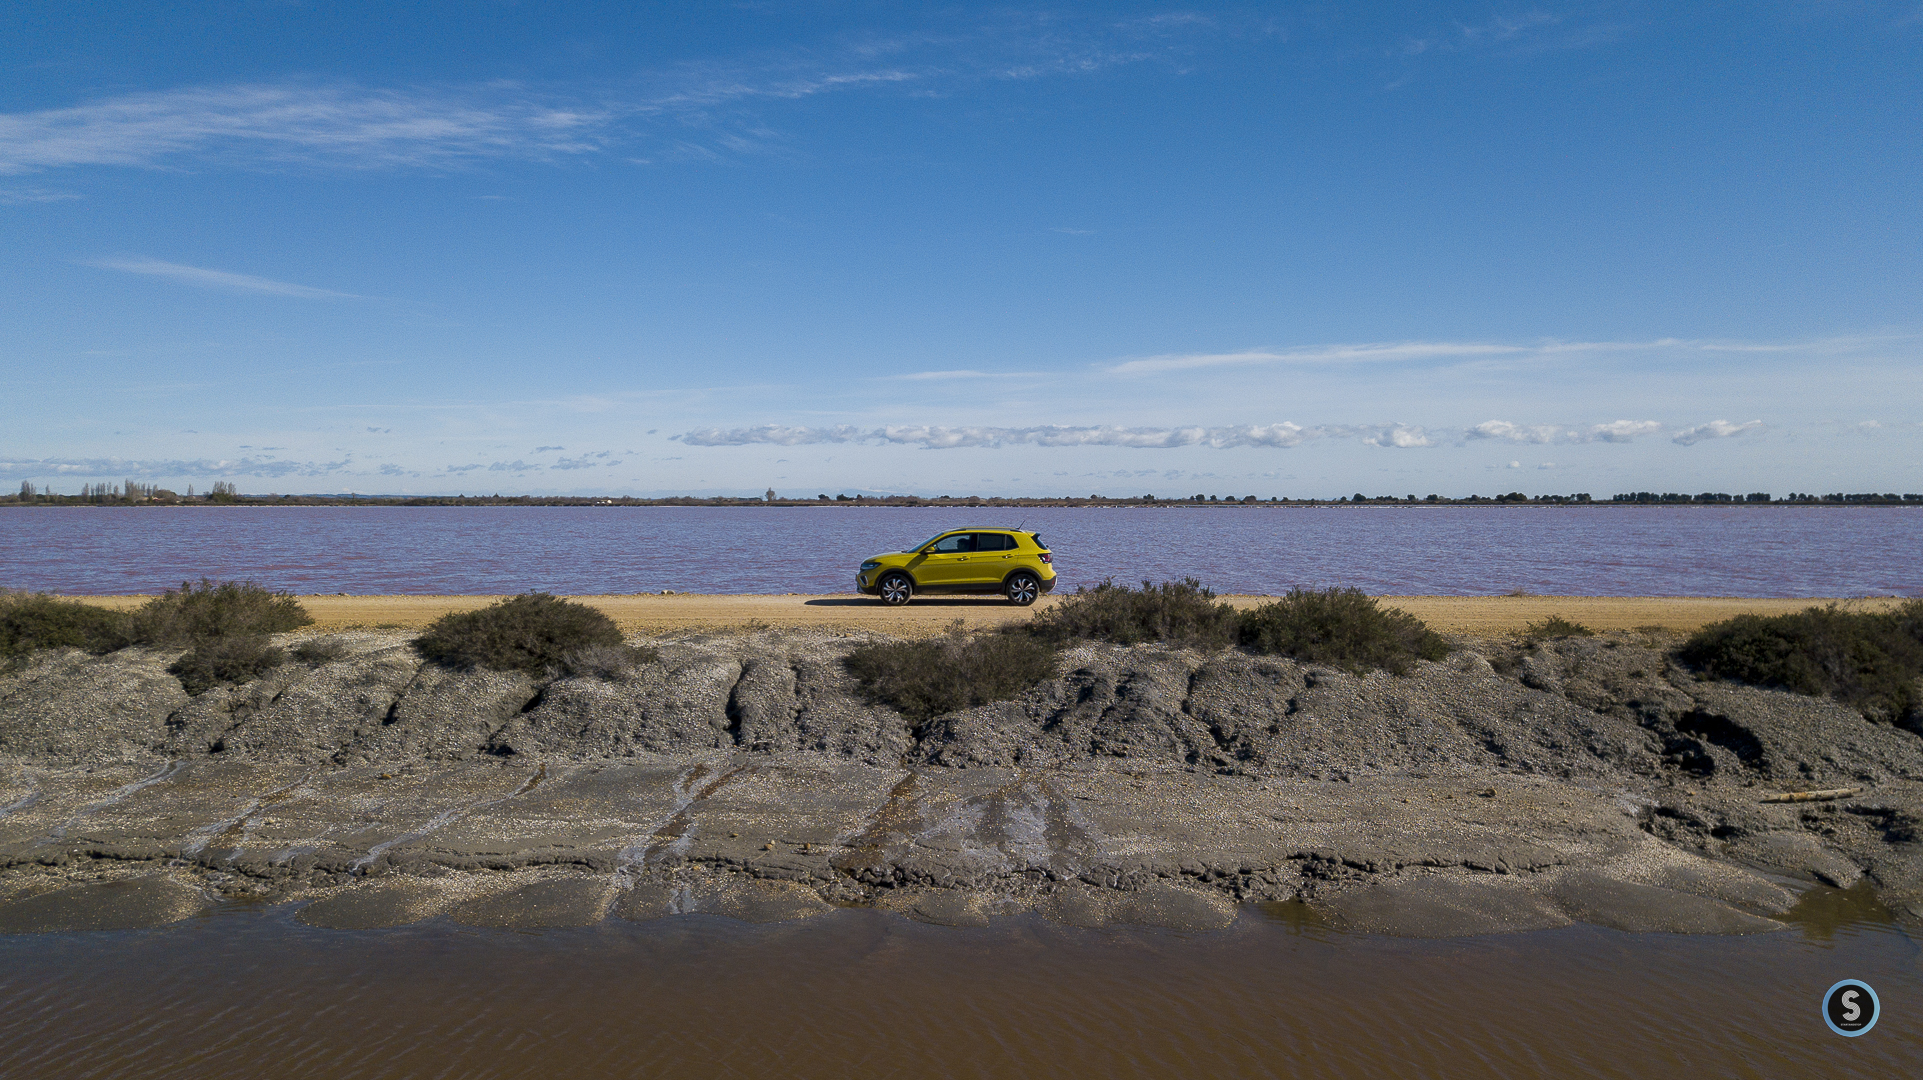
63, 592, 1905, 636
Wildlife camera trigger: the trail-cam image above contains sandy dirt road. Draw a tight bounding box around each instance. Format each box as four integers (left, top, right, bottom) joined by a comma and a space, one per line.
67, 592, 1904, 636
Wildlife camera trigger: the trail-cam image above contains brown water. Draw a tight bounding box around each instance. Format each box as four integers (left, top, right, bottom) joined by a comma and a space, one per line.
2, 505, 1919, 598
0, 893, 1914, 1079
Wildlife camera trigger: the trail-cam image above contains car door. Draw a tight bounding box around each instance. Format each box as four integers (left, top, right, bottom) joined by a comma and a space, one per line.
915, 532, 975, 587
967, 532, 1017, 586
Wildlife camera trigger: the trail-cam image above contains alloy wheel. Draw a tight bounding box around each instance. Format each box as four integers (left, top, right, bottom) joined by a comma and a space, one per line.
1006, 573, 1040, 606
879, 573, 913, 605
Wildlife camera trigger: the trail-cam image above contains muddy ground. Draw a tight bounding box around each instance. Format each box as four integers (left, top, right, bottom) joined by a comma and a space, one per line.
1, 625, 1918, 936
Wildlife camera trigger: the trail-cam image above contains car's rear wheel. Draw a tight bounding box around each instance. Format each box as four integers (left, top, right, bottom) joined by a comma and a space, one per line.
878, 572, 914, 606
1005, 572, 1041, 606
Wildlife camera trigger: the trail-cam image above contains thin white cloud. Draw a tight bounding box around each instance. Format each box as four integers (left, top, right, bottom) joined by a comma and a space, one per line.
1468, 419, 1664, 444
0, 83, 612, 174
879, 424, 1313, 449
1468, 420, 1563, 444
1672, 419, 1763, 446
0, 186, 81, 204
1360, 425, 1434, 448
1587, 419, 1664, 443
1104, 334, 1923, 378
1107, 342, 1523, 375
85, 257, 361, 299
676, 416, 1773, 452
892, 369, 1008, 381
0, 17, 1214, 176
677, 422, 1451, 450
678, 424, 865, 447
0, 455, 351, 480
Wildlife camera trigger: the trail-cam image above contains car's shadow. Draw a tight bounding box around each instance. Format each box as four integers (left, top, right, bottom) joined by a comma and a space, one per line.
801, 597, 1017, 607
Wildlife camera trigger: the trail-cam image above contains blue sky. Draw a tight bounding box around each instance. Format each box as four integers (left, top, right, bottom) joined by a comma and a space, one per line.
3, 1, 1919, 498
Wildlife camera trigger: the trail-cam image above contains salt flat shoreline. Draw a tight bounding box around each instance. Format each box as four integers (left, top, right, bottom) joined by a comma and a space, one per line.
2, 612, 1919, 938
61, 592, 1909, 635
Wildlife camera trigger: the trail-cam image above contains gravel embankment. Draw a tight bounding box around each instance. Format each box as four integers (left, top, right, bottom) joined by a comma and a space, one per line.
1, 621, 1917, 936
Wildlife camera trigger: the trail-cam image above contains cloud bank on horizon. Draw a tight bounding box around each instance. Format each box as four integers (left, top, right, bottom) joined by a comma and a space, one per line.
674, 417, 1752, 451
1, 3, 1917, 497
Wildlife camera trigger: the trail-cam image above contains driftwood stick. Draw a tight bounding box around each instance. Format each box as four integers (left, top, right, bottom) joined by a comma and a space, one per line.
1758, 787, 1861, 804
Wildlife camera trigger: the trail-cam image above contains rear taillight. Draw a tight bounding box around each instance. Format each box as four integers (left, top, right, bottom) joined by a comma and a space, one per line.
1039, 552, 1052, 564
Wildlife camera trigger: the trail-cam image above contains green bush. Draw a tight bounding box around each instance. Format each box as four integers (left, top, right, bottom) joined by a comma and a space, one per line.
1679, 601, 1923, 724
1237, 587, 1450, 675
0, 593, 134, 659
415, 593, 626, 677
845, 625, 1060, 722
131, 580, 312, 646
168, 635, 286, 695
1026, 578, 1239, 650
1521, 615, 1595, 641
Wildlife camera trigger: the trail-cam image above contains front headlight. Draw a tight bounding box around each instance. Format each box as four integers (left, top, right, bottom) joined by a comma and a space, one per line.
860, 561, 880, 571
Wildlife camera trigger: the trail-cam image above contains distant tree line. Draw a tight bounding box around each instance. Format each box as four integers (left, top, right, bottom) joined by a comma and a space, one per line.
11, 479, 238, 504
4, 485, 1920, 508
1611, 491, 1923, 504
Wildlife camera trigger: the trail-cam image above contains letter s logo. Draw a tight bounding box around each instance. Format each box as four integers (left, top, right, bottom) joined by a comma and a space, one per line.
1823, 979, 1879, 1037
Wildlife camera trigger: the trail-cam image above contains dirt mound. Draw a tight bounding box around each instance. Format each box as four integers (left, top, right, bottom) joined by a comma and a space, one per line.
3, 627, 1920, 932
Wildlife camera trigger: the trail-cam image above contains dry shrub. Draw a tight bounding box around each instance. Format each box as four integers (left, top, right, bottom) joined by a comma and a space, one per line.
845, 624, 1059, 722
1680, 601, 1923, 726
1238, 587, 1449, 675
1026, 578, 1238, 650
415, 593, 626, 677
2, 581, 309, 692
168, 636, 287, 695
0, 592, 133, 660
1521, 615, 1595, 641
559, 642, 660, 680
291, 638, 351, 665
131, 580, 313, 645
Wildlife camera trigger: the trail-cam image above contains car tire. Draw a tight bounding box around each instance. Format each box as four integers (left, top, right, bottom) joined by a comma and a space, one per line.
878, 572, 914, 606
1005, 572, 1041, 606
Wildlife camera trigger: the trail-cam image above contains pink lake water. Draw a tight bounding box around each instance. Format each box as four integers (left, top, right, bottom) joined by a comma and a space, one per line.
0, 895, 1914, 1079
1, 505, 1916, 597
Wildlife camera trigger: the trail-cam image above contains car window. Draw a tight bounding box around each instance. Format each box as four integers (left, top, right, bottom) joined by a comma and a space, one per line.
974, 532, 1015, 551
912, 532, 948, 552
1029, 534, 1047, 551
929, 533, 975, 554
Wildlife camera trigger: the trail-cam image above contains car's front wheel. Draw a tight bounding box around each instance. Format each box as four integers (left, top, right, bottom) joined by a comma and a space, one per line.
1005, 572, 1041, 606
878, 572, 914, 606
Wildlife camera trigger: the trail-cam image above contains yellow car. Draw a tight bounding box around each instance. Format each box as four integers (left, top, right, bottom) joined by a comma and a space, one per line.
856, 528, 1057, 606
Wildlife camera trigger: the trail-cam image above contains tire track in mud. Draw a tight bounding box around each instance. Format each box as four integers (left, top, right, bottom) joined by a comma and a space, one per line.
616, 760, 751, 877
834, 771, 1106, 889
351, 763, 548, 872
177, 770, 323, 860
36, 761, 188, 845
